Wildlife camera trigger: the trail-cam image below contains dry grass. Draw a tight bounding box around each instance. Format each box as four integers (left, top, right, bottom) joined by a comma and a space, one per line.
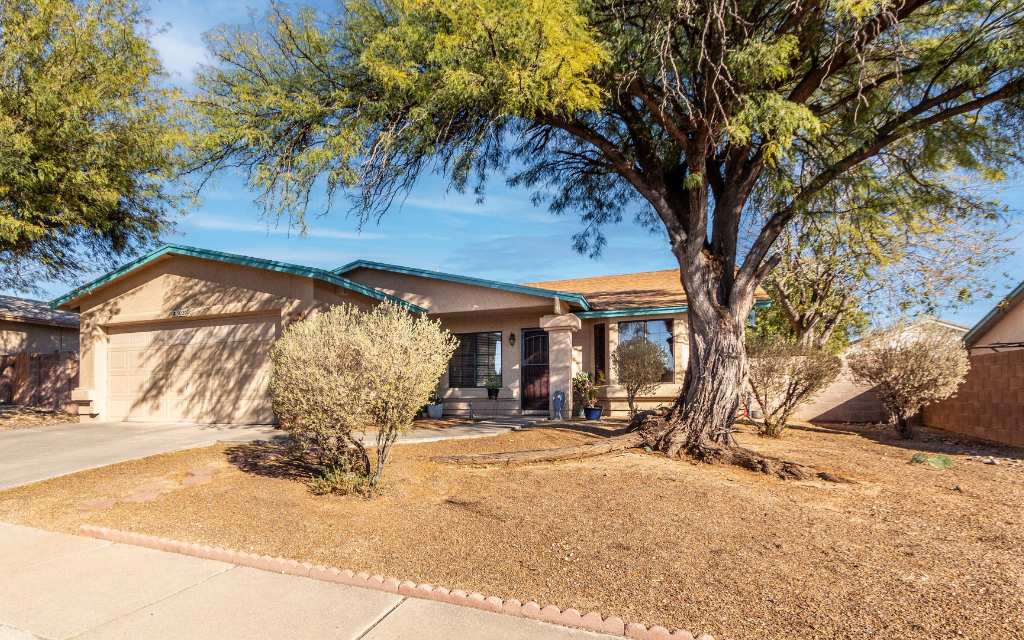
0, 405, 77, 430
1, 422, 1022, 640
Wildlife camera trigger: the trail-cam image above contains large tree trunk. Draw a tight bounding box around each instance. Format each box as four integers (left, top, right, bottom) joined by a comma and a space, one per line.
656, 260, 753, 459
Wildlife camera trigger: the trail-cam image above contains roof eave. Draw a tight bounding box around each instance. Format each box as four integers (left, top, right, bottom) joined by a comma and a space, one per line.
51, 245, 427, 314
964, 280, 1024, 346
334, 259, 592, 311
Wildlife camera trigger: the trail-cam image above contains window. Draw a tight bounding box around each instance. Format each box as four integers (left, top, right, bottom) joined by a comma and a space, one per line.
617, 320, 674, 382
593, 323, 607, 382
448, 332, 502, 387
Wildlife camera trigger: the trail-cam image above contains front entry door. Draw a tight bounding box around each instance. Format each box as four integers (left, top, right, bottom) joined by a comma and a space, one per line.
521, 329, 550, 411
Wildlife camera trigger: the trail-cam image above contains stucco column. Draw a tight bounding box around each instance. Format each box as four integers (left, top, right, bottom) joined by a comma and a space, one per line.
539, 313, 581, 419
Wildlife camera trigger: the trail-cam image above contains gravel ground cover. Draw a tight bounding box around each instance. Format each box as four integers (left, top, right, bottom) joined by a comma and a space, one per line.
0, 405, 77, 430
0, 421, 1021, 640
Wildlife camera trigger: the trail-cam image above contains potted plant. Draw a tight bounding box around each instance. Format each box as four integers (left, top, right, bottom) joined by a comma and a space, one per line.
426, 389, 444, 419
484, 373, 502, 400
579, 373, 604, 420
571, 372, 591, 417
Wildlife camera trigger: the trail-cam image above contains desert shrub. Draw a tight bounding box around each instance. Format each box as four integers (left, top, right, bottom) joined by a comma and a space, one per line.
746, 338, 842, 438
611, 336, 666, 417
270, 303, 456, 491
847, 322, 969, 439
909, 452, 953, 470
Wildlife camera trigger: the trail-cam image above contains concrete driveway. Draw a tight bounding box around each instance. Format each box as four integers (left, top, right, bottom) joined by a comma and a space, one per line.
0, 421, 278, 490
0, 419, 523, 491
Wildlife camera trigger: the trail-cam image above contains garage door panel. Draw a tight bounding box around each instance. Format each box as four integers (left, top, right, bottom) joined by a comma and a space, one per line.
107, 316, 277, 423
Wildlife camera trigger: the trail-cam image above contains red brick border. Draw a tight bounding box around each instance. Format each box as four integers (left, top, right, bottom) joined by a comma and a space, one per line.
79, 525, 709, 640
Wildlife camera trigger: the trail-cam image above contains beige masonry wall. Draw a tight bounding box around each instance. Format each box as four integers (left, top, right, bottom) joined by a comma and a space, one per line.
923, 350, 1024, 447
72, 255, 374, 422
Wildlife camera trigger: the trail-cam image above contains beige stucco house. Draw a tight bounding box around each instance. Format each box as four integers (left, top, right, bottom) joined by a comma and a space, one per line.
963, 280, 1024, 352
54, 244, 750, 424
1, 295, 79, 356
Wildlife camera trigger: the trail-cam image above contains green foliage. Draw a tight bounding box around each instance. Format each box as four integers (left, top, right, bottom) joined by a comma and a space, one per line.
270, 303, 457, 488
611, 336, 667, 417
909, 453, 954, 470
0, 0, 184, 291
749, 298, 867, 355
308, 462, 377, 497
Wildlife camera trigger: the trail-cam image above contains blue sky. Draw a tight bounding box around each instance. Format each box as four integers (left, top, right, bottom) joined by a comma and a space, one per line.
10, 0, 1023, 330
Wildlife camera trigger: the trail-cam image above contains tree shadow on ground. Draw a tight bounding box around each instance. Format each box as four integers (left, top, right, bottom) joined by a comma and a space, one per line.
811, 421, 1024, 461
224, 437, 315, 481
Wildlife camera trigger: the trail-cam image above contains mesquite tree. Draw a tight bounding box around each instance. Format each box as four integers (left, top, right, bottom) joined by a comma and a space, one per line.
1, 0, 183, 292
189, 0, 1024, 464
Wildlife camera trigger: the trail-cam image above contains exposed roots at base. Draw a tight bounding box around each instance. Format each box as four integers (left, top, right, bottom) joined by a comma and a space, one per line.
434, 410, 854, 483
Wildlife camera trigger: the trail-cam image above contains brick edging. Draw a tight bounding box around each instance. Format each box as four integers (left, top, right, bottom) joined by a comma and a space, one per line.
79, 525, 709, 640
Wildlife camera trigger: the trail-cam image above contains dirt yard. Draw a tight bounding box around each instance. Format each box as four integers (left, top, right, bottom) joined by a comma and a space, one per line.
0, 422, 1021, 640
0, 405, 77, 430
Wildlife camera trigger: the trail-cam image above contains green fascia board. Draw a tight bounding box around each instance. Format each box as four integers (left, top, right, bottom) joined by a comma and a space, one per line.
577, 305, 689, 319
50, 244, 427, 314
964, 279, 1024, 345
576, 299, 770, 319
333, 259, 592, 311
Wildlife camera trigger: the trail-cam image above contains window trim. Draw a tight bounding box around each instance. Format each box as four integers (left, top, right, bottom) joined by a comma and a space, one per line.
616, 319, 675, 383
447, 330, 503, 389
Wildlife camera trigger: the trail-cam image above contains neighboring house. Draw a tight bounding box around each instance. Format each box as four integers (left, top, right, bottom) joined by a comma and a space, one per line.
923, 282, 1024, 447
0, 295, 79, 355
0, 296, 79, 407
792, 318, 967, 423
962, 280, 1024, 352
53, 244, 765, 424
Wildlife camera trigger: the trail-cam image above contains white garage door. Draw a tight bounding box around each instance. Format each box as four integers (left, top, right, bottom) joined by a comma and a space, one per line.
107, 315, 277, 423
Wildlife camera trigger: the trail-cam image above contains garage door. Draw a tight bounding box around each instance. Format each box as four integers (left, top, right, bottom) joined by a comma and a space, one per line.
107, 315, 277, 423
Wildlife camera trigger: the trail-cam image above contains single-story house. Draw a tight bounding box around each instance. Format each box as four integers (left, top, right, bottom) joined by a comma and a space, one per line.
54, 244, 761, 424
0, 296, 79, 407
962, 279, 1024, 353
1, 295, 79, 355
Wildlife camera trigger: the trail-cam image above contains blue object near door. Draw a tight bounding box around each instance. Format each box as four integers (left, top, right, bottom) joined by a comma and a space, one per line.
552, 390, 565, 420
584, 406, 603, 420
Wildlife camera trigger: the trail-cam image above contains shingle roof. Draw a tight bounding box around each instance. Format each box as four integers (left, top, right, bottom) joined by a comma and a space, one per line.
0, 295, 78, 327
527, 269, 771, 312
526, 269, 685, 310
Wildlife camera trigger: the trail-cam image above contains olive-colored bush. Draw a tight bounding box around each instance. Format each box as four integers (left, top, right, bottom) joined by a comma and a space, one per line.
847, 322, 969, 439
746, 338, 842, 438
270, 303, 457, 492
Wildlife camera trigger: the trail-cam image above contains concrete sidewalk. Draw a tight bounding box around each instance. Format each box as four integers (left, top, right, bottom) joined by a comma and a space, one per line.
0, 522, 614, 640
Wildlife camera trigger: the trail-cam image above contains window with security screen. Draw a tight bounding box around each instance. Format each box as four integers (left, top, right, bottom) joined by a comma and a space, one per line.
448, 331, 502, 387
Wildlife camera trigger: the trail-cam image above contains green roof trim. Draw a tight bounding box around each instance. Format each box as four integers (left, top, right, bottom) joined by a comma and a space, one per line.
964, 279, 1024, 346
576, 299, 770, 319
50, 244, 428, 314
576, 305, 689, 319
333, 259, 592, 311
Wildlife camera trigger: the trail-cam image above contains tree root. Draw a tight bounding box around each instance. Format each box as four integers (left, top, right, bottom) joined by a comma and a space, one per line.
433, 410, 854, 483
432, 432, 645, 466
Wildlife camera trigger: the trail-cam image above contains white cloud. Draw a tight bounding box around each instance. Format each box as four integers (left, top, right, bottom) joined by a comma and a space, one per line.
185, 216, 386, 240
152, 31, 208, 80
399, 195, 557, 224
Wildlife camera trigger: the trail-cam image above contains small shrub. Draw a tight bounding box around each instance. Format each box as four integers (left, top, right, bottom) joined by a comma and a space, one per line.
746, 338, 842, 438
611, 336, 666, 417
847, 322, 969, 439
909, 452, 953, 470
270, 303, 457, 491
